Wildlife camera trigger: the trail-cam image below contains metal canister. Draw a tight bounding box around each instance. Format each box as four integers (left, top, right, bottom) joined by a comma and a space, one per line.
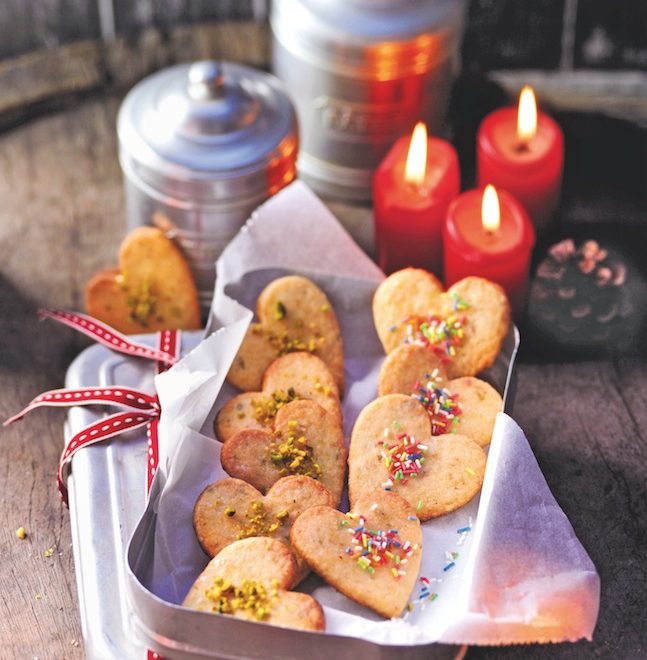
117, 60, 298, 308
271, 0, 467, 201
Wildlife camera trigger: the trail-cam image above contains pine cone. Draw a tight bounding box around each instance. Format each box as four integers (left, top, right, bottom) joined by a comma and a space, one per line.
529, 239, 632, 346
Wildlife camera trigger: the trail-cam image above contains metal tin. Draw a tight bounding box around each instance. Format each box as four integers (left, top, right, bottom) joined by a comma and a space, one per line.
117, 61, 298, 308
271, 0, 467, 201
66, 326, 518, 659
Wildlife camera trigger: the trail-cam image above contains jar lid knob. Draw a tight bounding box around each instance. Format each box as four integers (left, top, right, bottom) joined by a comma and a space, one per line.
188, 60, 225, 100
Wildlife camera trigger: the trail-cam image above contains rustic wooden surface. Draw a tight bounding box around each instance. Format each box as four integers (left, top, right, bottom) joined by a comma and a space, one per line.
0, 36, 646, 660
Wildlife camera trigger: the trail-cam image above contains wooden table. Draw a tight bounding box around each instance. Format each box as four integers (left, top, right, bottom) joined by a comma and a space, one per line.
0, 31, 645, 660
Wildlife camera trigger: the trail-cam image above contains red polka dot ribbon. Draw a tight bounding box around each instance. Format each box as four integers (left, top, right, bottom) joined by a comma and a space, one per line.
39, 309, 178, 367
3, 311, 182, 506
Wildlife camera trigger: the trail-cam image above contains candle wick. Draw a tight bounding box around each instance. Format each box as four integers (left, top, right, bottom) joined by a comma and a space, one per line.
514, 140, 531, 153
407, 180, 426, 196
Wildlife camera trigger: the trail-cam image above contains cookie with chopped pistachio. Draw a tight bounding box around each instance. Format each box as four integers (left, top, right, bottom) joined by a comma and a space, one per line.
183, 537, 325, 631
290, 490, 422, 619
227, 276, 344, 392
378, 345, 502, 447
348, 394, 486, 520
220, 400, 347, 506
193, 475, 333, 585
216, 352, 342, 443
373, 270, 510, 378
84, 226, 201, 334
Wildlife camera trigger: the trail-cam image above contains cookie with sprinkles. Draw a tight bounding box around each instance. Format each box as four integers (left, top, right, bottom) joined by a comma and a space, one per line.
377, 344, 448, 397
227, 276, 344, 392
373, 268, 444, 354
291, 490, 422, 619
436, 377, 502, 447
220, 400, 347, 506
378, 345, 503, 447
216, 352, 342, 444
193, 476, 333, 585
348, 394, 486, 519
183, 537, 325, 631
373, 270, 510, 378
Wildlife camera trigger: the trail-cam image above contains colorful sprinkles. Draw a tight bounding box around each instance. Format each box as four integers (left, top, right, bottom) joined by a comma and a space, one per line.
404, 313, 467, 360
379, 431, 428, 489
457, 518, 473, 547
341, 513, 418, 579
412, 380, 462, 435
403, 517, 474, 617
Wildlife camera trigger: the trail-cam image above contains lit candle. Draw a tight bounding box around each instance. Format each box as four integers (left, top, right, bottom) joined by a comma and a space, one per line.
443, 185, 536, 314
477, 86, 564, 232
373, 122, 460, 276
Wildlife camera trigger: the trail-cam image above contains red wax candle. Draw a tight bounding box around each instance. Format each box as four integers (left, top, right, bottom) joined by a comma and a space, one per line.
477, 86, 564, 232
443, 185, 536, 314
373, 122, 460, 276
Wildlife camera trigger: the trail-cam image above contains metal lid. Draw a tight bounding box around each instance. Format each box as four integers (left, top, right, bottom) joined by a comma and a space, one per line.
271, 0, 467, 77
117, 61, 298, 203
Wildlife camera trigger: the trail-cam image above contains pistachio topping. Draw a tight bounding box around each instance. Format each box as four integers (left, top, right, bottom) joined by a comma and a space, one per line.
252, 388, 299, 426
235, 500, 289, 540
124, 279, 157, 325
268, 420, 322, 480
274, 301, 287, 320
204, 577, 279, 620
267, 331, 325, 356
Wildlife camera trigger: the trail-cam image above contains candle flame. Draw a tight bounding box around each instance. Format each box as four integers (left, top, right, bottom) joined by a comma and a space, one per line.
482, 185, 501, 233
404, 122, 427, 186
517, 85, 537, 144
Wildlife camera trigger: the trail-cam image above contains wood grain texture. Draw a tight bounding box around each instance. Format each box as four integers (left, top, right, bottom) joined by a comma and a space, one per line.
0, 21, 269, 130
0, 0, 99, 59
113, 0, 253, 35
467, 360, 647, 659
0, 36, 645, 660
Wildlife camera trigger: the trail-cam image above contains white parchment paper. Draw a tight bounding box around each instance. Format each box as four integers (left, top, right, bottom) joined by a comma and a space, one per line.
146, 181, 600, 646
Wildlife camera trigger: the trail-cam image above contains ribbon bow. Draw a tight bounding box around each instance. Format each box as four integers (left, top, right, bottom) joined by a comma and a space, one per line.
4, 310, 181, 504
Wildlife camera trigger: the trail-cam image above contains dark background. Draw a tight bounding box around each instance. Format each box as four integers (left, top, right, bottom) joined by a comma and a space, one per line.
1, 0, 645, 70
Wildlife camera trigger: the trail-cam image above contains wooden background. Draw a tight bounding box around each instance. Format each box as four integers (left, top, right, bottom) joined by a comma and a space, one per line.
0, 0, 645, 69
0, 6, 645, 660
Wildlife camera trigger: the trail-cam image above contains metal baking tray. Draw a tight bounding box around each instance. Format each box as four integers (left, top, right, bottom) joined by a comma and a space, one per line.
65, 325, 518, 659
65, 331, 204, 659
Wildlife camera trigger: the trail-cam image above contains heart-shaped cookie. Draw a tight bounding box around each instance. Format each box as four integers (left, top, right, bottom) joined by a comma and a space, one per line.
216, 352, 342, 444
220, 400, 347, 506
85, 226, 201, 334
378, 343, 503, 447
183, 536, 325, 631
193, 476, 333, 584
349, 394, 486, 520
227, 276, 344, 392
290, 490, 422, 619
373, 268, 510, 378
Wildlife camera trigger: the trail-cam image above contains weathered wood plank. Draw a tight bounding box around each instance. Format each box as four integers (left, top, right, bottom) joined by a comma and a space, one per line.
0, 22, 269, 127
112, 0, 254, 35
470, 358, 647, 659
0, 41, 104, 117
0, 0, 99, 59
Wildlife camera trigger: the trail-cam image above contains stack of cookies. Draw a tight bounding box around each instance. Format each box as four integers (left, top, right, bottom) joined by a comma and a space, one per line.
183, 269, 511, 630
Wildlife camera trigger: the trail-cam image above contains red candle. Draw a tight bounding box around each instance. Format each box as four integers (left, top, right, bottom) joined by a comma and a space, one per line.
373, 122, 460, 276
443, 185, 536, 314
477, 86, 564, 232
